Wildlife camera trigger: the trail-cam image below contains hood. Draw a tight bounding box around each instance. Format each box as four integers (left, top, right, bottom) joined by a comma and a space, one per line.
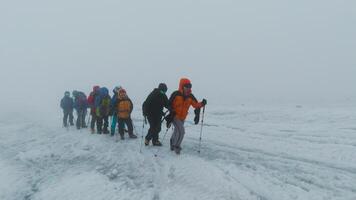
118, 88, 128, 99
179, 78, 191, 92
93, 85, 100, 92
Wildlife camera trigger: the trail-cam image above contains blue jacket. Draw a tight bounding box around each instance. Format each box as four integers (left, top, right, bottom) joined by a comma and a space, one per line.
60, 96, 74, 111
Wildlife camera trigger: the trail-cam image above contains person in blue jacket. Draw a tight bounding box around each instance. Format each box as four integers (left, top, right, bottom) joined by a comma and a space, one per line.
60, 91, 74, 127
110, 86, 122, 136
73, 90, 89, 130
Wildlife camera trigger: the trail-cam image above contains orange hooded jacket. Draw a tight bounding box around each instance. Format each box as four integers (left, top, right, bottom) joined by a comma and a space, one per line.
169, 78, 203, 121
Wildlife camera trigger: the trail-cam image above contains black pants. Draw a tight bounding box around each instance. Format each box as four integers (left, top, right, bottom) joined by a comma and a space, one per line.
76, 109, 87, 129
97, 115, 109, 133
118, 118, 133, 136
145, 116, 162, 142
90, 113, 97, 130
63, 109, 74, 127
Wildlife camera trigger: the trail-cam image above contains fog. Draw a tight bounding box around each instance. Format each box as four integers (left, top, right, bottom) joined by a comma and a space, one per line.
1, 0, 355, 113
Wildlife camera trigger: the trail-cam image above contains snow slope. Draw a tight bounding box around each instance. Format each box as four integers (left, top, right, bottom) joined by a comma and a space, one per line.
1, 104, 356, 200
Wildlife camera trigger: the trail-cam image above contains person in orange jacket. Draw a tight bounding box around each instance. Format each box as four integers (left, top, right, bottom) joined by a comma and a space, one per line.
115, 88, 138, 140
167, 78, 207, 154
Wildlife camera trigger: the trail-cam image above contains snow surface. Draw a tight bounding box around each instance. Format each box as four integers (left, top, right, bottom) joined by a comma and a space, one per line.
1, 104, 356, 200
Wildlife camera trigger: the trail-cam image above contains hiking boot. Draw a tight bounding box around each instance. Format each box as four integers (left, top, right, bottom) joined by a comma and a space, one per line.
152, 141, 162, 146
110, 129, 115, 136
129, 134, 138, 139
97, 130, 102, 134
174, 146, 181, 155
103, 130, 109, 134
120, 134, 125, 140
144, 139, 150, 146
82, 125, 88, 128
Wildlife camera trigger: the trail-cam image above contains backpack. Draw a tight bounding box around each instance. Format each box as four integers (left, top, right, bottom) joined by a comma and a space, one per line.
117, 98, 132, 119
76, 92, 87, 110
95, 87, 111, 117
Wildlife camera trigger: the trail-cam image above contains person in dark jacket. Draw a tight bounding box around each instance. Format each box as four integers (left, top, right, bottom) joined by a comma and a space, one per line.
60, 91, 74, 127
73, 90, 88, 129
142, 83, 170, 146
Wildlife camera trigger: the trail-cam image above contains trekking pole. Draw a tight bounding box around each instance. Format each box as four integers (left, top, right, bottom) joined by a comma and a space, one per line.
197, 106, 206, 154
139, 117, 146, 153
160, 110, 169, 123
154, 127, 170, 157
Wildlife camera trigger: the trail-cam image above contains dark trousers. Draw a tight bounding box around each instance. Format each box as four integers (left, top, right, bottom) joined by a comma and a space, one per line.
97, 115, 109, 133
63, 110, 74, 127
76, 109, 87, 129
90, 113, 97, 130
118, 118, 133, 136
145, 116, 162, 142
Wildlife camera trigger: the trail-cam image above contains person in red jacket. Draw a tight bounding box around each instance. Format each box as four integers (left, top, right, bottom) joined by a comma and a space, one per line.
87, 85, 100, 133
167, 78, 207, 154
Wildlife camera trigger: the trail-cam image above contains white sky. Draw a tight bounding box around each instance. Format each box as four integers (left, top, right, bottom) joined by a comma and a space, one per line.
1, 0, 355, 111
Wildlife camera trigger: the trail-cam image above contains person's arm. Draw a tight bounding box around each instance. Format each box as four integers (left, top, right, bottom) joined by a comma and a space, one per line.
190, 94, 203, 109
129, 98, 134, 114
163, 94, 171, 111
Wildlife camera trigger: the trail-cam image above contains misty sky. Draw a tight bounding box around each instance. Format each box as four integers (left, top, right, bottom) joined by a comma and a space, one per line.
1, 0, 355, 111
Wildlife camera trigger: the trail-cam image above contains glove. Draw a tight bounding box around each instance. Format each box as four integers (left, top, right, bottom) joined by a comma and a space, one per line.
194, 108, 201, 125
201, 99, 207, 106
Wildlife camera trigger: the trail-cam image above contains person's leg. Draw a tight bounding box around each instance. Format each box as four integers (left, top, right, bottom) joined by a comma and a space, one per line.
69, 110, 74, 126
111, 115, 117, 135
81, 110, 87, 128
175, 120, 185, 148
63, 110, 69, 127
118, 119, 125, 139
76, 110, 81, 129
103, 116, 109, 133
126, 118, 137, 138
97, 117, 103, 134
145, 117, 154, 142
171, 119, 185, 153
90, 113, 96, 130
152, 118, 162, 144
